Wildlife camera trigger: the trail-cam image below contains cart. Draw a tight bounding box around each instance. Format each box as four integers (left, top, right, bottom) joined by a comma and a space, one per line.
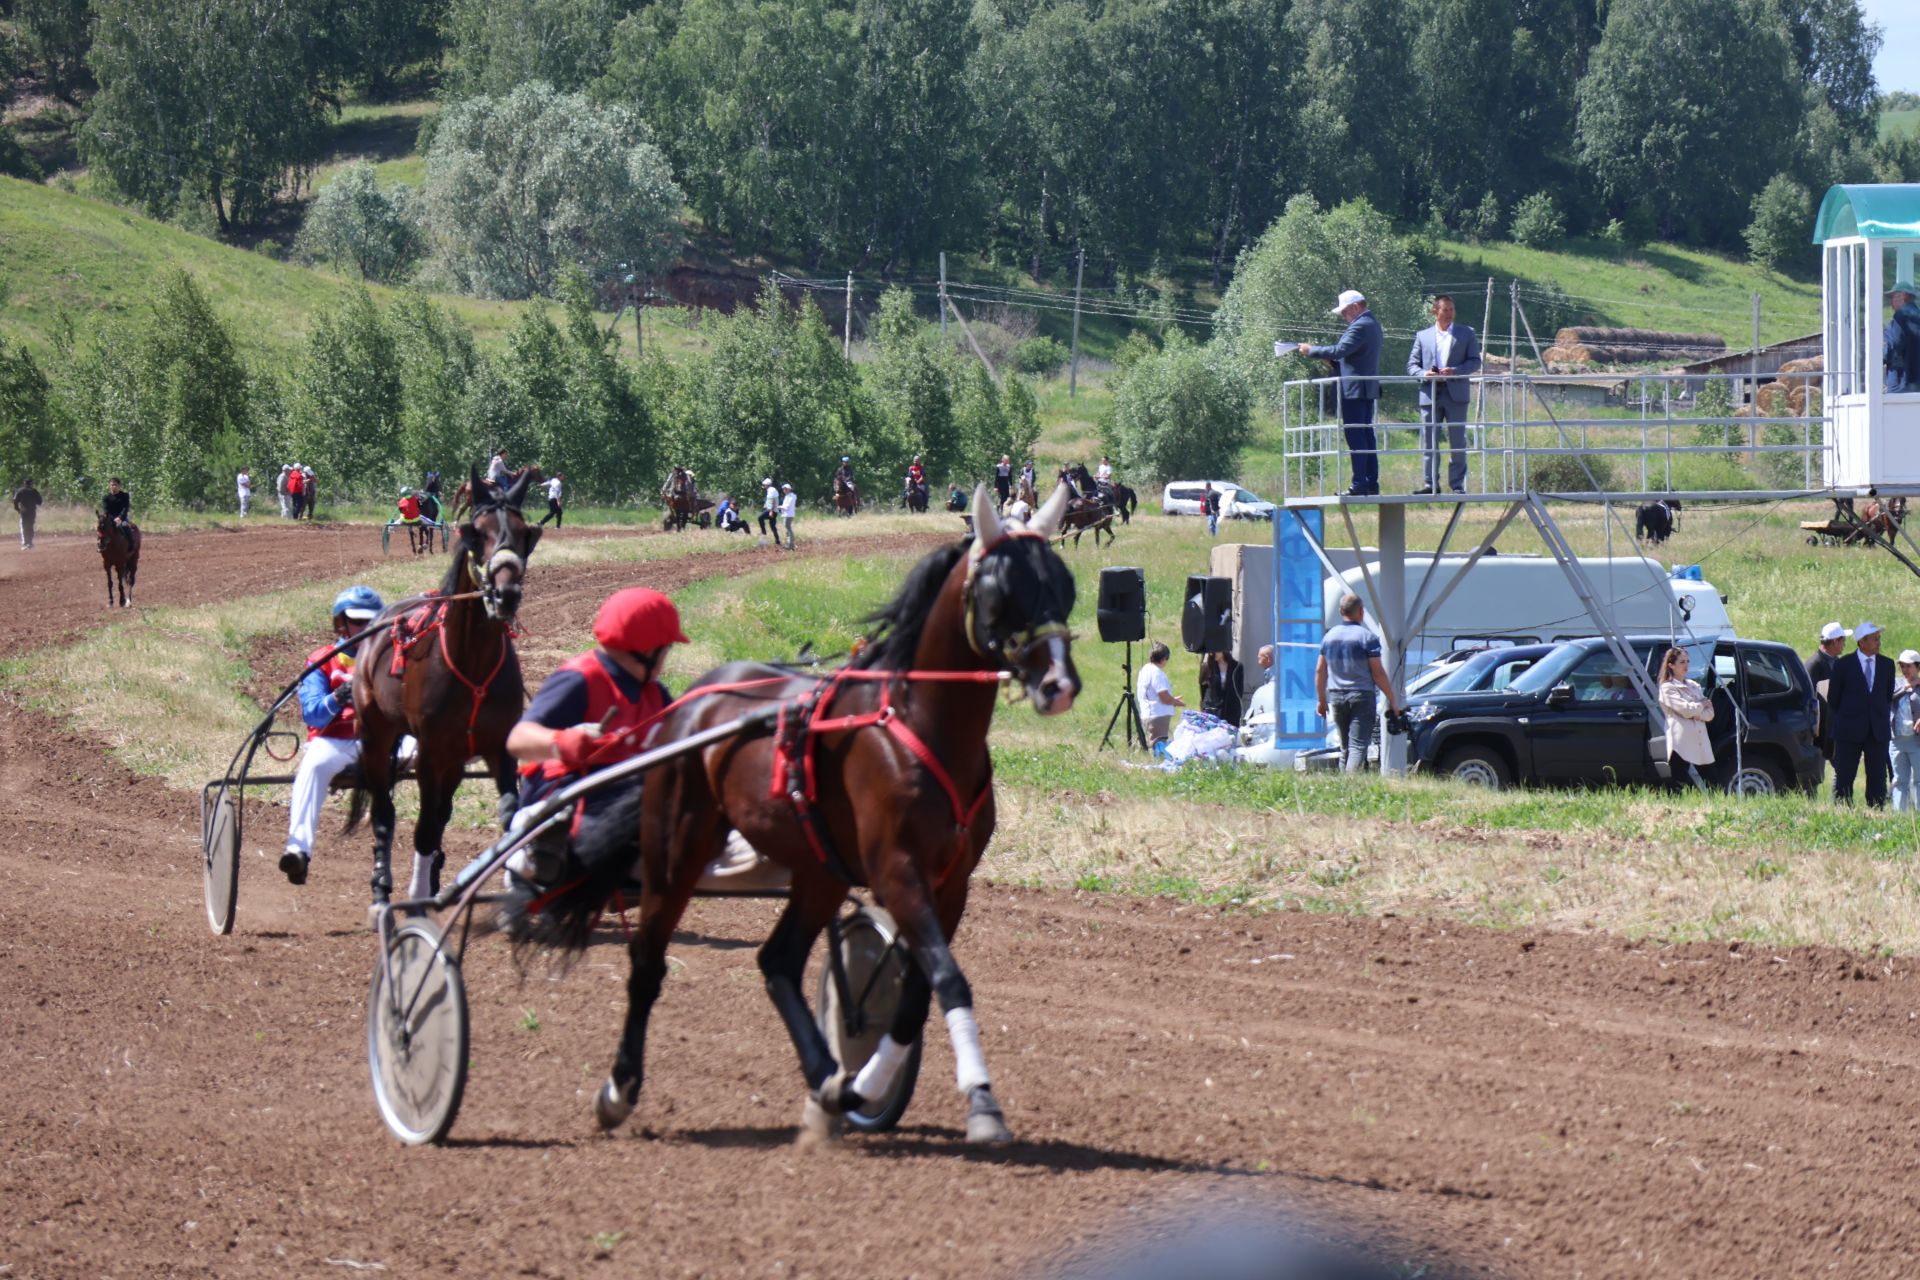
199, 616, 488, 936
363, 703, 923, 1145
382, 517, 449, 556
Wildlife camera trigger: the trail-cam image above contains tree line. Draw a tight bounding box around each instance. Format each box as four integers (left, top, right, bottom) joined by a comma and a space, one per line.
0, 269, 1042, 510
3, 0, 1916, 281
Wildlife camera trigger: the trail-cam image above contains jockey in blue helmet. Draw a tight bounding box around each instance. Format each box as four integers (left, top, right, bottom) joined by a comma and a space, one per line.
281, 586, 385, 885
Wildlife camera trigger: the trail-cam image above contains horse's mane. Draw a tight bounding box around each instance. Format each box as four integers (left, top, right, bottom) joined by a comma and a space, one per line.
851, 542, 969, 671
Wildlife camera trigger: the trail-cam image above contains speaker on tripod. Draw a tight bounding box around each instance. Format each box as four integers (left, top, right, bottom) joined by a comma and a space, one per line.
1181, 575, 1233, 654
1097, 567, 1150, 750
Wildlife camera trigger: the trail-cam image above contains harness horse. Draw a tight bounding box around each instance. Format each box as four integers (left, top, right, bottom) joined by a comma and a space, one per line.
96, 512, 140, 608
834, 473, 860, 517
662, 467, 712, 532
349, 468, 540, 909
1053, 467, 1117, 548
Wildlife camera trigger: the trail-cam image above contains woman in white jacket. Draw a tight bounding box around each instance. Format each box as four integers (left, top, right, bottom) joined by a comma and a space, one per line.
1657, 646, 1715, 792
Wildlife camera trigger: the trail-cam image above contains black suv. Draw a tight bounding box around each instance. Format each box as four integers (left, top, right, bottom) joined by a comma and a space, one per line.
1407, 635, 1822, 795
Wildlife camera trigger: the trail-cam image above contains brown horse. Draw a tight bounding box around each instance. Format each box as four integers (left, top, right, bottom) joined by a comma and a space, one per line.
95, 512, 140, 608
510, 484, 1081, 1144
662, 466, 711, 531
833, 473, 859, 517
1054, 468, 1116, 547
350, 468, 541, 906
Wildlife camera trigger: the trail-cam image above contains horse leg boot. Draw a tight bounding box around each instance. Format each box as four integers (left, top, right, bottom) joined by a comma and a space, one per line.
836, 959, 932, 1117
368, 788, 398, 912
754, 883, 846, 1143
898, 900, 1011, 1144
408, 778, 457, 901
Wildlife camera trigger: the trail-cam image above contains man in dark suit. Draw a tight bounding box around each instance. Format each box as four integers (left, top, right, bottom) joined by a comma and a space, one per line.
1805, 620, 1848, 762
1406, 294, 1482, 494
1296, 289, 1383, 497
1827, 620, 1895, 807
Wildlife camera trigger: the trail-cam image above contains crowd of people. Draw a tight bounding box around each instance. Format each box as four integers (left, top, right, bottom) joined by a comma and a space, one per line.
1805, 620, 1920, 810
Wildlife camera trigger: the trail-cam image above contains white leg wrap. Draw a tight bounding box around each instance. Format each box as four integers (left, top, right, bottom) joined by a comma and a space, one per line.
944, 1007, 992, 1094
851, 1034, 914, 1099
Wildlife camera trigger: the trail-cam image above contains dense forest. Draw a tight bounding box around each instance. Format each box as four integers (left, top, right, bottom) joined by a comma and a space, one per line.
2, 0, 1915, 280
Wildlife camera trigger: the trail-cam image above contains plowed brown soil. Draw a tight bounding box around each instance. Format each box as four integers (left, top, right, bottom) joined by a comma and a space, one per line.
5, 526, 1920, 1278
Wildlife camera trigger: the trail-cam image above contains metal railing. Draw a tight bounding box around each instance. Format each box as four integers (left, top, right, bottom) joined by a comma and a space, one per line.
1277, 371, 1828, 500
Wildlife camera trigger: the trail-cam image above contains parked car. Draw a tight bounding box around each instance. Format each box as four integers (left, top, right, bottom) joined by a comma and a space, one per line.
1162, 481, 1276, 521
1407, 644, 1557, 697
1406, 635, 1821, 795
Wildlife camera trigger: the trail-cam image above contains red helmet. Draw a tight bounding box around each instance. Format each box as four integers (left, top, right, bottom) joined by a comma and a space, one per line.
594, 588, 690, 652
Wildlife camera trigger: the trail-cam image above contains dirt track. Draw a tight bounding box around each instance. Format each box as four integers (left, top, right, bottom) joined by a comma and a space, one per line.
6, 525, 1920, 1277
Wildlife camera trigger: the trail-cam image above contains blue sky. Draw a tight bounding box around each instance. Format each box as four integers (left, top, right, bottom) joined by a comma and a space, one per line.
1862, 0, 1918, 97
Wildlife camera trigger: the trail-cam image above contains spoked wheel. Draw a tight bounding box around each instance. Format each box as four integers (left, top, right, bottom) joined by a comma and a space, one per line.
816, 904, 922, 1133
202, 787, 240, 936
368, 919, 469, 1145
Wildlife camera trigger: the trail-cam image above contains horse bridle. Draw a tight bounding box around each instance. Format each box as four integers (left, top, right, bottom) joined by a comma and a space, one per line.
962, 530, 1072, 664
465, 504, 526, 620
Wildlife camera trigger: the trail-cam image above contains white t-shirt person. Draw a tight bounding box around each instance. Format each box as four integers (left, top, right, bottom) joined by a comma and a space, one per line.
1133, 643, 1183, 744
763, 481, 779, 513
545, 475, 563, 502
779, 487, 798, 519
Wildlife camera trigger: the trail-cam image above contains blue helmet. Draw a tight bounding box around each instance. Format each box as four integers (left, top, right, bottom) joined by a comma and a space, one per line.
331, 585, 384, 621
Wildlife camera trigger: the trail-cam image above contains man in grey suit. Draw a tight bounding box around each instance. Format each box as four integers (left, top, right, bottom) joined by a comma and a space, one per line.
1296, 289, 1383, 497
1406, 294, 1481, 495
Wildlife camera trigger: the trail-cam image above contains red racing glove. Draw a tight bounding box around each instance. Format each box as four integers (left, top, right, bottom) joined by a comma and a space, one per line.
553, 728, 598, 770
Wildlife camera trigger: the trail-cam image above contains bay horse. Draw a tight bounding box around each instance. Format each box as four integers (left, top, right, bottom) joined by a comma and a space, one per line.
662, 466, 710, 532
95, 512, 140, 608
1062, 462, 1135, 521
349, 468, 541, 906
1056, 467, 1117, 548
508, 483, 1081, 1145
833, 473, 859, 517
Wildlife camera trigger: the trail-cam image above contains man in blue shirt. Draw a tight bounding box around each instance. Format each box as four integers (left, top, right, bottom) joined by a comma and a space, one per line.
281, 586, 384, 885
1887, 281, 1920, 394
1314, 592, 1401, 773
1297, 289, 1385, 497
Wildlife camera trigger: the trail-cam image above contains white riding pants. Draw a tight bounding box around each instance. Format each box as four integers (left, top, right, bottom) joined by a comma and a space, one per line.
287, 735, 360, 856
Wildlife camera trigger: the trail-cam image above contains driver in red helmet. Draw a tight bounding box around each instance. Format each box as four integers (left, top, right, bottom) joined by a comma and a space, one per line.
503, 587, 688, 885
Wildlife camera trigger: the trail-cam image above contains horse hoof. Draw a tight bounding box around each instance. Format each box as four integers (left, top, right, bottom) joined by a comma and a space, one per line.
965, 1087, 1013, 1144
595, 1078, 635, 1131
795, 1095, 840, 1149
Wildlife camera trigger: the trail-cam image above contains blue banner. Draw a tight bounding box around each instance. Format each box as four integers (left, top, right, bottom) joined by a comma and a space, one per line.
1273, 510, 1327, 748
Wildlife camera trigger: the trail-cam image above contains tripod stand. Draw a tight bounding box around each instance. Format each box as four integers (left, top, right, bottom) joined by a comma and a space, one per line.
1100, 640, 1150, 752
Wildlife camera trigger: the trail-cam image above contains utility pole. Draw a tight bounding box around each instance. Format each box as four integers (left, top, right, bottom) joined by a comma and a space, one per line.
939, 252, 948, 341
1475, 276, 1494, 425
1750, 292, 1763, 450
633, 275, 643, 358
1069, 246, 1085, 398
1509, 281, 1518, 375
844, 271, 854, 360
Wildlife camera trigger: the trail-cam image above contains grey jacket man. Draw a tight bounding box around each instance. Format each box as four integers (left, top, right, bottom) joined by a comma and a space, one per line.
1406, 323, 1482, 406
1306, 311, 1384, 401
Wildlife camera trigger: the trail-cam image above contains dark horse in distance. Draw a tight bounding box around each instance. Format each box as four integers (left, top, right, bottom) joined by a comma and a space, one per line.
509, 484, 1082, 1145
95, 511, 140, 608
349, 468, 540, 906
1635, 497, 1682, 546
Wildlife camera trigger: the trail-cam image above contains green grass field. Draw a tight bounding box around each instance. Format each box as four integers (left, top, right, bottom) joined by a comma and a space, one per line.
1881, 108, 1920, 142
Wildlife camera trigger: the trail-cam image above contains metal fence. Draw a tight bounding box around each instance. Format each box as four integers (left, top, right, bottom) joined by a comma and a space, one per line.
1277, 371, 1827, 500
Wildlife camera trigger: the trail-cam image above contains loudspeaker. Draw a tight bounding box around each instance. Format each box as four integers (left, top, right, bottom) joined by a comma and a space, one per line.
1181, 575, 1232, 654
1096, 565, 1146, 643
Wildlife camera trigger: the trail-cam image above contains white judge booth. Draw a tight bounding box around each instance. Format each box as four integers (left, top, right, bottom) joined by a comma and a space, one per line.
1816, 183, 1920, 488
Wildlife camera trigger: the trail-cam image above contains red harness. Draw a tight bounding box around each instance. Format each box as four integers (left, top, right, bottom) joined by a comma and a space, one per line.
387, 594, 514, 759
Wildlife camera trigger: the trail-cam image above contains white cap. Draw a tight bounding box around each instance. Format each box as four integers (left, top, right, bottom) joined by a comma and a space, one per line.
1820, 621, 1851, 642
1856, 621, 1881, 640
781, 482, 792, 491
1329, 289, 1366, 315
762, 477, 772, 486
1900, 649, 1920, 666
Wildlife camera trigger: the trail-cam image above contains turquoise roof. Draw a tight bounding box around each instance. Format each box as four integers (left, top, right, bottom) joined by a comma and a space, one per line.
1814, 184, 1920, 242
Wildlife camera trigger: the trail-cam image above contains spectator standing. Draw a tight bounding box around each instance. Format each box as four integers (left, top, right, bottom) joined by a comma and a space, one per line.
778, 482, 798, 550
1315, 591, 1401, 773
1886, 280, 1920, 394
1827, 620, 1894, 807
287, 463, 306, 519
1406, 294, 1482, 495
1205, 483, 1222, 536
1296, 289, 1384, 498
1134, 642, 1184, 748
236, 467, 253, 517
994, 455, 1013, 507
1806, 621, 1848, 762
1656, 646, 1714, 792
1893, 649, 1920, 811
301, 465, 317, 519
275, 464, 292, 518
13, 476, 42, 550
759, 477, 780, 543
1200, 650, 1244, 726
538, 472, 565, 527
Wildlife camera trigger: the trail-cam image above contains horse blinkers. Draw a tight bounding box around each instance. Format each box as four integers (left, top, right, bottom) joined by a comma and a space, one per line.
462, 500, 537, 621
962, 530, 1078, 716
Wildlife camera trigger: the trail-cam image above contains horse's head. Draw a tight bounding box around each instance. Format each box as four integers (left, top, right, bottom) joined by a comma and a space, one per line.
461, 465, 541, 621
94, 510, 110, 547
964, 484, 1079, 715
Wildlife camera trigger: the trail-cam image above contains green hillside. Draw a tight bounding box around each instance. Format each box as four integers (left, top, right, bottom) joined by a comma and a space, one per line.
1881, 108, 1920, 142
0, 176, 537, 357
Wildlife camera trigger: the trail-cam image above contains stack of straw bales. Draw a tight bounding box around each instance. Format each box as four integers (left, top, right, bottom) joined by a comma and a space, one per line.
1735, 357, 1823, 417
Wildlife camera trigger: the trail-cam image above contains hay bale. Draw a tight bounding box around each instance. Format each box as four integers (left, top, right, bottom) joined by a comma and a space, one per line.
1787, 384, 1821, 415
1755, 381, 1788, 415
1543, 344, 1587, 365
1549, 327, 1727, 360
1734, 404, 1755, 418
1778, 356, 1823, 375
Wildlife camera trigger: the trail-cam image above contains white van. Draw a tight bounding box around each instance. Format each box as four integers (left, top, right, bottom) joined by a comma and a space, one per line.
1161, 481, 1277, 521
1321, 555, 1734, 676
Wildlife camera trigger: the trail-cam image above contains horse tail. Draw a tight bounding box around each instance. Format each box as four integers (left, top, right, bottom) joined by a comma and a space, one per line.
342, 783, 370, 835
498, 786, 641, 955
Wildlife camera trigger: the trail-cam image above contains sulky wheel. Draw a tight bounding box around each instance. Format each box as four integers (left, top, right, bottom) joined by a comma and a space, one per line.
202, 789, 240, 936
816, 904, 922, 1132
367, 920, 469, 1145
